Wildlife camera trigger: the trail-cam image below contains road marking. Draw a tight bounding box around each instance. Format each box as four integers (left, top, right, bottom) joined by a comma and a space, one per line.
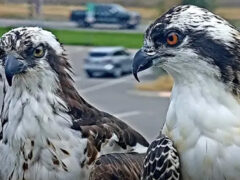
128, 90, 171, 98
115, 110, 141, 118
81, 78, 126, 93
158, 92, 171, 97
81, 69, 151, 93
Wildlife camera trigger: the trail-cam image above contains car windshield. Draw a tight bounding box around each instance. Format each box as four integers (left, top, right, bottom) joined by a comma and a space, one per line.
95, 5, 111, 12
89, 52, 109, 57
95, 4, 126, 13
114, 5, 126, 12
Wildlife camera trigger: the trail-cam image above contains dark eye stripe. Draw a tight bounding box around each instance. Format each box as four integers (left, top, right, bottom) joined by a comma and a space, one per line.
151, 28, 185, 48
0, 49, 5, 58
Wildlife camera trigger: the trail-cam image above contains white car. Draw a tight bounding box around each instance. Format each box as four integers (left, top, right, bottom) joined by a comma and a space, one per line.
84, 47, 132, 78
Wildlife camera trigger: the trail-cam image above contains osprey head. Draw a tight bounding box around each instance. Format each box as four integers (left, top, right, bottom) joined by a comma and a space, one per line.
0, 27, 66, 86
133, 5, 240, 92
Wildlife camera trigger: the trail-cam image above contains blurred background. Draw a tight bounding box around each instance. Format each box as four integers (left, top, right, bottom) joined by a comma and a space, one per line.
0, 0, 239, 142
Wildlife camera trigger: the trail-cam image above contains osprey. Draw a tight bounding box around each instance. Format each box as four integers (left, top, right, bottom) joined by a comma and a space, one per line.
0, 27, 149, 180
133, 5, 240, 180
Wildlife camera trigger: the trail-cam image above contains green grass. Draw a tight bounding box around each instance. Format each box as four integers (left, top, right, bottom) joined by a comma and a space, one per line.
0, 27, 144, 49
230, 20, 240, 28
0, 27, 12, 36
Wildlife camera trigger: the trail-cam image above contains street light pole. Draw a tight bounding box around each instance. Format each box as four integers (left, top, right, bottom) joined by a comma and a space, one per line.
35, 0, 43, 19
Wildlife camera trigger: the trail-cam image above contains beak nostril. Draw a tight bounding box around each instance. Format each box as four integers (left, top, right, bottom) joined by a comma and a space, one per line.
144, 47, 156, 56
145, 50, 156, 56
147, 52, 156, 56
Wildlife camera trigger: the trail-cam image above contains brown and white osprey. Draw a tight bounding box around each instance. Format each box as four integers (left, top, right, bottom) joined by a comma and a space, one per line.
0, 27, 149, 180
133, 5, 240, 180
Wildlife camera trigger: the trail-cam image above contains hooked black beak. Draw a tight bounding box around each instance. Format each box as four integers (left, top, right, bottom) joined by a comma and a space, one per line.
132, 50, 154, 82
5, 55, 27, 86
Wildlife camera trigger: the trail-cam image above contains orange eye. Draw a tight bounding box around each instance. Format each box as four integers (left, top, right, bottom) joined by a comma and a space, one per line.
167, 33, 179, 46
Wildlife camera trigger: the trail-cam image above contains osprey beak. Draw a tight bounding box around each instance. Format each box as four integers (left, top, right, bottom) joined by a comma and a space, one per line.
132, 50, 154, 82
5, 55, 27, 86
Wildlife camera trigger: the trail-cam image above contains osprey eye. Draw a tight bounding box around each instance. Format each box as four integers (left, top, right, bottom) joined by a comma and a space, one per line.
33, 46, 44, 58
166, 32, 179, 46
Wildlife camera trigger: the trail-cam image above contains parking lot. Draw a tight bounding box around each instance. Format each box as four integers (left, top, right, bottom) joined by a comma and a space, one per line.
0, 46, 170, 142
67, 46, 170, 142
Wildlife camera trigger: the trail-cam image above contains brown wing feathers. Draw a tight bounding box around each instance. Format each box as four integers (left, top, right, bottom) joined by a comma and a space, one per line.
89, 153, 145, 180
47, 48, 149, 151
46, 46, 149, 178
77, 114, 149, 151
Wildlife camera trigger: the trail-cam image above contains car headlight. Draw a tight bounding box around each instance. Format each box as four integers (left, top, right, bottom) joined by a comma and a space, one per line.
104, 64, 114, 70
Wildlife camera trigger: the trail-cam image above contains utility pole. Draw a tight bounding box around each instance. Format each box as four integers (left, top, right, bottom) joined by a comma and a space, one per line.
35, 0, 43, 18
28, 0, 34, 18
27, 0, 43, 19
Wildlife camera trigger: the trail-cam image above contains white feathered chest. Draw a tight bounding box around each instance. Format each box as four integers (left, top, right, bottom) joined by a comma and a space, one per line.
0, 72, 90, 180
163, 79, 240, 180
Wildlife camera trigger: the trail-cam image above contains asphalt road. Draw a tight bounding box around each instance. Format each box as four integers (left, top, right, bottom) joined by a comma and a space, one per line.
0, 18, 148, 33
0, 46, 170, 142
66, 46, 169, 142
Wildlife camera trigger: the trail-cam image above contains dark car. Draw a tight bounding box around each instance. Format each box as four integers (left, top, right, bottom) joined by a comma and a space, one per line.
84, 47, 133, 78
70, 3, 141, 29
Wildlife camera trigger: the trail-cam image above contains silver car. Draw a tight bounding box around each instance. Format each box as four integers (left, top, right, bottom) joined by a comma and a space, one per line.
84, 47, 132, 78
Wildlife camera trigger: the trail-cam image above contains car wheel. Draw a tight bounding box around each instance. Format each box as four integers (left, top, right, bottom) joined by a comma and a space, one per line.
85, 22, 92, 28
78, 21, 91, 28
77, 21, 85, 27
86, 71, 94, 78
112, 68, 122, 78
126, 24, 137, 29
120, 23, 136, 29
